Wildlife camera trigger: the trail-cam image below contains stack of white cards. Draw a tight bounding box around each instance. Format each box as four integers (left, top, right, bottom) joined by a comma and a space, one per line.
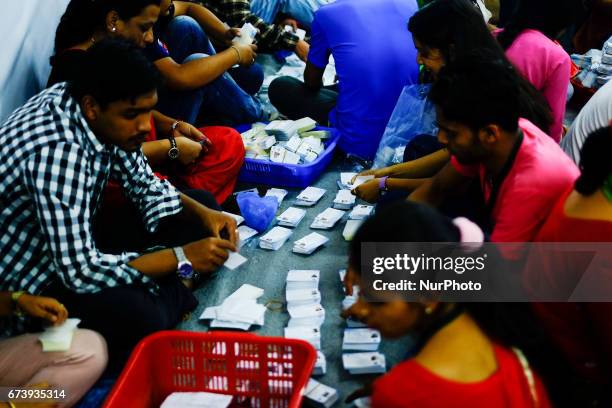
333, 189, 356, 210
342, 328, 381, 351
38, 318, 81, 352
199, 284, 266, 330
223, 251, 248, 270
304, 378, 338, 408
343, 352, 387, 375
310, 208, 345, 229
284, 326, 321, 350
259, 226, 293, 250
286, 288, 321, 307
265, 188, 288, 205
222, 211, 244, 226
270, 145, 301, 164
232, 22, 258, 45
349, 205, 374, 220
277, 207, 306, 228
338, 173, 375, 190
285, 136, 323, 163
313, 350, 327, 376
342, 219, 364, 241
287, 303, 325, 328
292, 232, 329, 255
237, 225, 258, 249
287, 270, 320, 291
342, 286, 359, 310
295, 187, 326, 206
161, 392, 232, 408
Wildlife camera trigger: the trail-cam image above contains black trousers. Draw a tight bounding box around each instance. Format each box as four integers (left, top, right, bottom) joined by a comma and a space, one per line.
42, 190, 219, 373
268, 76, 338, 126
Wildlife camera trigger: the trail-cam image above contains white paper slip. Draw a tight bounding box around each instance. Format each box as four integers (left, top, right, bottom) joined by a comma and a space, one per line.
295, 187, 326, 206
292, 232, 329, 255
161, 391, 233, 408
339, 269, 347, 284
237, 225, 258, 248
286, 289, 321, 307
227, 284, 264, 301
304, 378, 338, 408
233, 187, 259, 197
283, 150, 301, 165
199, 306, 219, 320
232, 22, 258, 45
222, 211, 244, 226
301, 136, 323, 152
286, 270, 320, 291
333, 189, 356, 210
265, 188, 288, 205
310, 208, 345, 229
284, 326, 321, 350
343, 219, 364, 241
342, 352, 387, 374
38, 318, 81, 352
288, 304, 325, 327
293, 117, 317, 133
313, 351, 327, 376
270, 145, 286, 163
349, 205, 374, 220
259, 226, 293, 250
285, 135, 303, 152
301, 130, 331, 139
342, 294, 358, 311
277, 207, 306, 228
210, 319, 252, 331
339, 173, 375, 189
223, 252, 247, 270
215, 298, 266, 326
342, 328, 382, 351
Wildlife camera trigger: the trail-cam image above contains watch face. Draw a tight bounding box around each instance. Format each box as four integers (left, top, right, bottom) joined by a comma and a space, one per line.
168, 147, 180, 160
178, 262, 193, 279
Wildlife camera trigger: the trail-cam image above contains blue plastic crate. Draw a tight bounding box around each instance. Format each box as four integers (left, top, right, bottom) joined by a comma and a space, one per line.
236, 125, 340, 188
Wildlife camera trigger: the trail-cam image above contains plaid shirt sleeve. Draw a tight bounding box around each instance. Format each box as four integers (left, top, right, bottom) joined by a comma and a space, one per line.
220, 0, 299, 50
23, 143, 151, 294
110, 148, 183, 234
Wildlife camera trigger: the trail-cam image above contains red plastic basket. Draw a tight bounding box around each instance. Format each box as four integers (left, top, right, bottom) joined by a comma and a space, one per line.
103, 331, 317, 408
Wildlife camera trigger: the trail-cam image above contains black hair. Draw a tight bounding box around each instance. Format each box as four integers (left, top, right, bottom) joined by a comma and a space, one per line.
348, 201, 461, 276
497, 0, 579, 50
68, 38, 162, 108
575, 126, 612, 195
408, 0, 552, 136
55, 0, 161, 52
429, 53, 524, 132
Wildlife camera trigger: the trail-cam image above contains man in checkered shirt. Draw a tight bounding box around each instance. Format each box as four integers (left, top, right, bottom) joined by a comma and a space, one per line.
0, 39, 238, 364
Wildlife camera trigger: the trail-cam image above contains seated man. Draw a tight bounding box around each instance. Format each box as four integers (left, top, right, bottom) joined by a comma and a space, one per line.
409, 57, 579, 252
0, 40, 237, 367
269, 0, 420, 161
200, 0, 311, 61
249, 0, 333, 30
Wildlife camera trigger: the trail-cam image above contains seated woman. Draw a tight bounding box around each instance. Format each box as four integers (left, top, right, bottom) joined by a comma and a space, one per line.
352, 0, 552, 204
343, 201, 552, 408
0, 292, 107, 408
497, 0, 576, 142
526, 126, 612, 402
49, 0, 246, 204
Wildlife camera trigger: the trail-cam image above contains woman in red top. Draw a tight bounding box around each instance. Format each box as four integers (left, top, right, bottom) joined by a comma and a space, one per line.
528, 126, 612, 400
343, 201, 551, 408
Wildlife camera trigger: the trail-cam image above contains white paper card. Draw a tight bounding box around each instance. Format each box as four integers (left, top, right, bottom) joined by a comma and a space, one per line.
222, 212, 244, 226
223, 252, 247, 270
161, 391, 233, 408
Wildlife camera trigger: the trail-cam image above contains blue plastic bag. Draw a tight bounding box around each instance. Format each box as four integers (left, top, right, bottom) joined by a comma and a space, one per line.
236, 192, 279, 233
373, 84, 438, 168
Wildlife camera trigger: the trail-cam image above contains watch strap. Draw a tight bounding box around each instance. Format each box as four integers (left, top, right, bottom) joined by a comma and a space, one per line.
379, 176, 389, 191
173, 246, 187, 263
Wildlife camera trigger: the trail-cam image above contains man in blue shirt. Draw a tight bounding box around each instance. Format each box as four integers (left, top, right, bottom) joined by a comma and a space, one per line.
269, 0, 419, 161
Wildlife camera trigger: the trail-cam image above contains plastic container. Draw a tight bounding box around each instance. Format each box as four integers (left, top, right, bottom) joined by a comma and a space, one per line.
103, 331, 317, 408
236, 125, 340, 188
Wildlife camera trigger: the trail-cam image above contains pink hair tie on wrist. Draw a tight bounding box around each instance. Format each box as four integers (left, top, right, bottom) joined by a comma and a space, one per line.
452, 217, 484, 253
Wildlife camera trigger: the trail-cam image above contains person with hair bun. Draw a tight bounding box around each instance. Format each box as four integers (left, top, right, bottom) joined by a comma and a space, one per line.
528, 126, 612, 401
342, 201, 552, 408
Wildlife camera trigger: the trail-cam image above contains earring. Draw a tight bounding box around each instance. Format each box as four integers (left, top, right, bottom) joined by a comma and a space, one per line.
425, 306, 434, 315
111, 26, 117, 32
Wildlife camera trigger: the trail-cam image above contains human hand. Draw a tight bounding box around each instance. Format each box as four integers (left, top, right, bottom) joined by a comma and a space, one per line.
224, 27, 242, 46
198, 209, 238, 246
234, 43, 258, 66
294, 39, 309, 62
280, 17, 298, 32
183, 237, 237, 274
175, 136, 203, 166
343, 269, 359, 296
352, 179, 381, 203
16, 295, 67, 326
351, 168, 383, 184
173, 121, 211, 149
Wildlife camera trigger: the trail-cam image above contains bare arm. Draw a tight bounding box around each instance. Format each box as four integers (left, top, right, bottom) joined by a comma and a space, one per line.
408, 161, 472, 207
304, 61, 325, 90
383, 148, 450, 178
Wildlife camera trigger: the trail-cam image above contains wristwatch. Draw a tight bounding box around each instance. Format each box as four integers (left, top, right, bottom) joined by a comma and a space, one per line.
168, 137, 180, 160
173, 247, 194, 279
11, 291, 25, 316
379, 176, 389, 192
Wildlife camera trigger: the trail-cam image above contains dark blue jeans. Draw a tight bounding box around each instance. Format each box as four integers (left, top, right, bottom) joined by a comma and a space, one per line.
157, 16, 265, 125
